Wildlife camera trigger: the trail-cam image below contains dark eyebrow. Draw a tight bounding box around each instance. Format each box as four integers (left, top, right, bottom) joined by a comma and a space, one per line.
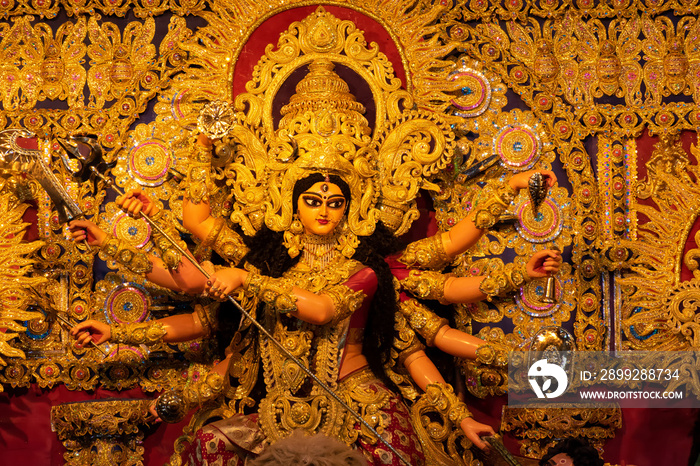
301, 192, 322, 198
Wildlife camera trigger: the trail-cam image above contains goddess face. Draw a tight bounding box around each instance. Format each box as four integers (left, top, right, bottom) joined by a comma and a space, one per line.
297, 181, 347, 236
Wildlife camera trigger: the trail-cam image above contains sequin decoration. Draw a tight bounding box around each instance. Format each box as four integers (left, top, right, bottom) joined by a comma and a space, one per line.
515, 198, 562, 243
516, 277, 562, 317
105, 283, 150, 324
450, 69, 491, 118
128, 138, 173, 187
493, 124, 540, 170
170, 89, 198, 129
112, 212, 151, 248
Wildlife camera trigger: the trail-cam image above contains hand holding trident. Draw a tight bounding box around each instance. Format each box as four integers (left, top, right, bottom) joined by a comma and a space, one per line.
528, 172, 559, 304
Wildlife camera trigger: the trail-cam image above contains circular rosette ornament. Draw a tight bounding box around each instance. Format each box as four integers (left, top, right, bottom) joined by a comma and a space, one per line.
127, 138, 174, 187
112, 212, 151, 248
485, 109, 554, 172
197, 100, 235, 139
493, 124, 541, 170
105, 283, 151, 324
516, 277, 563, 317
449, 66, 492, 119
515, 198, 563, 243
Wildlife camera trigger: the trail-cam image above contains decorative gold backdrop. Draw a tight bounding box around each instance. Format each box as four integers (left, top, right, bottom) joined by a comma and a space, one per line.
0, 0, 699, 462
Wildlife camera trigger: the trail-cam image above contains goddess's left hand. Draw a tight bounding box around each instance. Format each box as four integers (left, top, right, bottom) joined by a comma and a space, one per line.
508, 169, 557, 191
526, 249, 563, 279
204, 267, 248, 300
460, 417, 496, 450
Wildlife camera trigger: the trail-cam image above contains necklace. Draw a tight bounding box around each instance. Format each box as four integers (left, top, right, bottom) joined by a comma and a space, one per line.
301, 231, 339, 271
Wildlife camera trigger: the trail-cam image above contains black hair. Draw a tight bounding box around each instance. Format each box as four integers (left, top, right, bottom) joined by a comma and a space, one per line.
539, 438, 604, 466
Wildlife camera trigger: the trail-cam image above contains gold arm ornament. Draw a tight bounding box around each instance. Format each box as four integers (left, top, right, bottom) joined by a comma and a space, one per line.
398, 233, 450, 270
110, 321, 167, 346
398, 299, 448, 347
149, 210, 186, 269
99, 234, 153, 274
155, 370, 225, 424
400, 269, 451, 304
186, 141, 215, 205
475, 343, 509, 367
323, 284, 365, 325
478, 262, 530, 301
181, 372, 225, 407
472, 182, 518, 229
424, 382, 472, 425
243, 272, 298, 314
201, 217, 248, 266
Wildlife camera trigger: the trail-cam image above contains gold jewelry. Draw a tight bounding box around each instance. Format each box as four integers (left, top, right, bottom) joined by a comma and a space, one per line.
475, 343, 509, 367
472, 182, 518, 229
99, 234, 153, 274
194, 302, 218, 337
423, 382, 472, 426
180, 371, 225, 407
322, 283, 365, 325
301, 230, 339, 270
398, 299, 448, 347
399, 233, 449, 270
202, 217, 248, 265
282, 215, 304, 258
150, 216, 185, 270
336, 221, 359, 259
478, 262, 530, 301
186, 140, 214, 204
400, 269, 451, 304
110, 321, 167, 346
202, 217, 225, 248
243, 272, 298, 314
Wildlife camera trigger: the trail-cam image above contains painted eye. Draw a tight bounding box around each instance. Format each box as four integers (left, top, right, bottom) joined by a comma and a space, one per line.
327, 199, 346, 209
302, 196, 322, 207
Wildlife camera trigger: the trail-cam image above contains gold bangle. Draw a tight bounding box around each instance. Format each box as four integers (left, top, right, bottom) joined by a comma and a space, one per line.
475, 343, 509, 367
149, 214, 186, 270
398, 299, 448, 347
195, 302, 218, 337
202, 217, 226, 248
400, 269, 451, 304
110, 321, 167, 346
323, 284, 365, 325
478, 262, 530, 301
399, 234, 449, 270
244, 272, 297, 314
424, 382, 472, 425
181, 372, 225, 407
472, 182, 518, 229
99, 234, 153, 274
209, 220, 248, 265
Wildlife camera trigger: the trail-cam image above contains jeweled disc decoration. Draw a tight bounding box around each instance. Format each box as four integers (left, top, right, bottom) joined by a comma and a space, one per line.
24, 306, 51, 340
450, 69, 491, 118
516, 277, 562, 317
493, 124, 541, 170
112, 212, 151, 248
127, 138, 173, 187
105, 283, 150, 324
515, 198, 563, 243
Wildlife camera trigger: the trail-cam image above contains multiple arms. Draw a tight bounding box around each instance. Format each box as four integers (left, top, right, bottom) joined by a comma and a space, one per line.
68, 135, 565, 450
